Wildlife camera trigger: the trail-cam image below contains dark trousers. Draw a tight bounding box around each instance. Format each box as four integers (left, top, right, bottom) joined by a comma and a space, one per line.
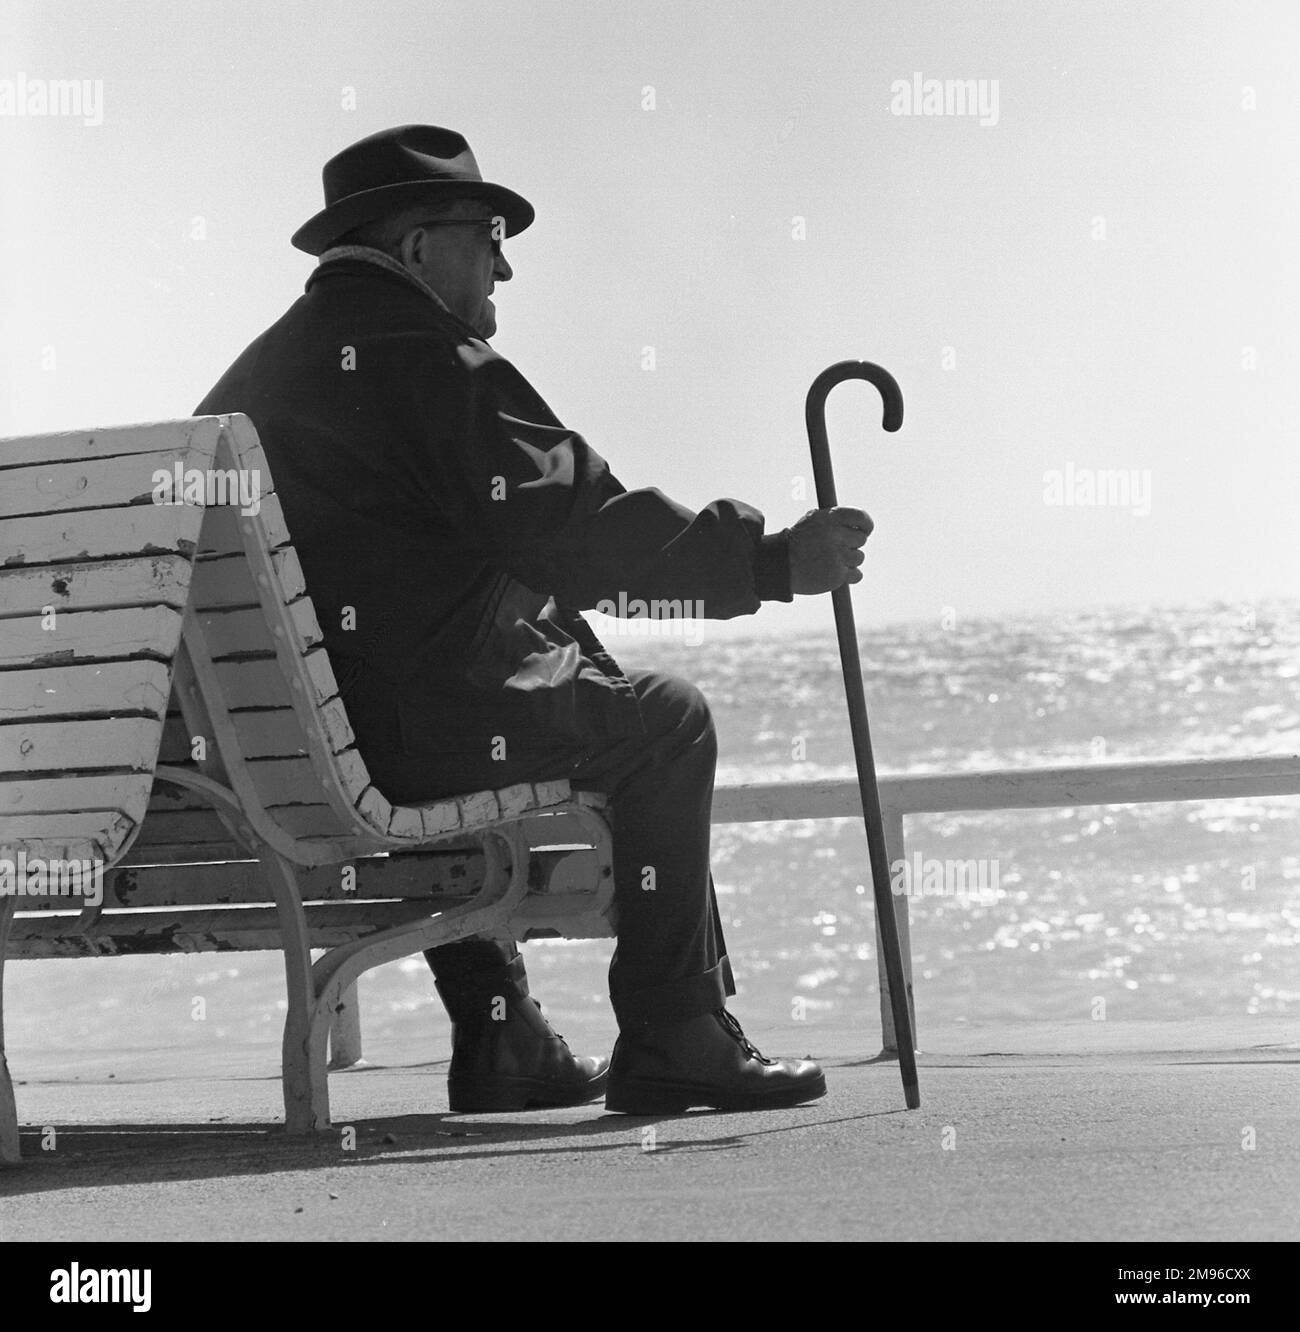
358, 670, 734, 1030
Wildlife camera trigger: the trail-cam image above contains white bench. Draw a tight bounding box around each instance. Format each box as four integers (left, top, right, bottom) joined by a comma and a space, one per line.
0, 415, 617, 1161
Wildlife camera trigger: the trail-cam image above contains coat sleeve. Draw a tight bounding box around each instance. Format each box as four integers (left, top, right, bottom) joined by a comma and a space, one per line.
415, 340, 792, 618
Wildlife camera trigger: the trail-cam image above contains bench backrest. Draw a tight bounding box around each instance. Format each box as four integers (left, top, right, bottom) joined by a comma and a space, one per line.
3, 414, 595, 874
158, 414, 576, 867
0, 419, 218, 865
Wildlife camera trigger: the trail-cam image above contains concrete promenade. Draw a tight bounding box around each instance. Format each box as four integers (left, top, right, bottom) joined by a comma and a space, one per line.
2, 1016, 1295, 1242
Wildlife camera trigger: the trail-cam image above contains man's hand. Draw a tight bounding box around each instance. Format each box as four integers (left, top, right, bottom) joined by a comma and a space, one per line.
787, 507, 874, 595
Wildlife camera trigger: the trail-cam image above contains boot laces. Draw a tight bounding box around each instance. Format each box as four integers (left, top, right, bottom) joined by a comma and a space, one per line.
717, 1010, 770, 1063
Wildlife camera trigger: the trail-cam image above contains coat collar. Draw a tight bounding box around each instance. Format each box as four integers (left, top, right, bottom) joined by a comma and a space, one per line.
310, 244, 486, 340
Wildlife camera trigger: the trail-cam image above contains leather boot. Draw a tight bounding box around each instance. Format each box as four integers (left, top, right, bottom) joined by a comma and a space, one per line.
431, 941, 609, 1112
605, 1009, 826, 1113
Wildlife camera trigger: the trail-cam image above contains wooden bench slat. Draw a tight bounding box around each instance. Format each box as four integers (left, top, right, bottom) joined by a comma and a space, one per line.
511, 810, 596, 846
238, 700, 355, 757
197, 492, 291, 558
0, 418, 221, 470
0, 606, 183, 669
125, 795, 595, 851
119, 842, 249, 866
6, 899, 464, 956
249, 801, 355, 839
191, 547, 306, 607
0, 505, 203, 568
0, 450, 214, 520
120, 832, 499, 869
0, 554, 192, 618
0, 809, 136, 861
202, 751, 370, 809
0, 659, 172, 722
0, 772, 155, 817
218, 413, 274, 490
124, 806, 246, 846
126, 801, 349, 845
18, 847, 496, 910
208, 651, 339, 710
158, 706, 352, 764
189, 551, 258, 607
199, 599, 323, 659
246, 751, 369, 808
460, 789, 501, 825
0, 716, 162, 776
15, 845, 592, 913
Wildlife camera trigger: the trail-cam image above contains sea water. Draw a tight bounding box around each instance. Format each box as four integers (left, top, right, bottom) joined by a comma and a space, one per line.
9, 599, 1298, 1068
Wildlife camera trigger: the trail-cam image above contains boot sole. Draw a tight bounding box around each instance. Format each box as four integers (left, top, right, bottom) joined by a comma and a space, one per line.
449, 1071, 609, 1113
604, 1072, 827, 1115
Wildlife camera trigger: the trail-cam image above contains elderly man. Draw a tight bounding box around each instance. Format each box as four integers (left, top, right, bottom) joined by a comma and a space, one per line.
196, 125, 872, 1115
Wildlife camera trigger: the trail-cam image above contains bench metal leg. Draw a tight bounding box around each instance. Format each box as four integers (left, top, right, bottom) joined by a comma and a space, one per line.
0, 897, 19, 1163
877, 808, 917, 1055
305, 825, 537, 1096
327, 982, 364, 1069
259, 849, 328, 1134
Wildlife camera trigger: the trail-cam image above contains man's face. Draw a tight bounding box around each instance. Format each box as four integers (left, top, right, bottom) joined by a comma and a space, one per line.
401, 200, 513, 337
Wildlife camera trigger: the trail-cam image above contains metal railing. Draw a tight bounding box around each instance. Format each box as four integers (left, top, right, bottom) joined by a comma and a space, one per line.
710, 754, 1300, 1050
325, 754, 1300, 1065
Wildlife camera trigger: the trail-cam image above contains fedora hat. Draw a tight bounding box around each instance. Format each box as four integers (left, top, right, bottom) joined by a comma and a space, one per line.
291, 124, 535, 255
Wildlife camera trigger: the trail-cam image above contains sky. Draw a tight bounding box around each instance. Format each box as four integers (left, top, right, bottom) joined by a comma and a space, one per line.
2, 0, 1296, 640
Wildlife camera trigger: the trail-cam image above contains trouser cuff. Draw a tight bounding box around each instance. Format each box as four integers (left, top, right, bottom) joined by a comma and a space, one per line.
610, 954, 736, 1032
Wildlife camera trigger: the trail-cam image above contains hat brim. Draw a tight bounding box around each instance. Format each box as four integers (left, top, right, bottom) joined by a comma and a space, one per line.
291, 179, 534, 255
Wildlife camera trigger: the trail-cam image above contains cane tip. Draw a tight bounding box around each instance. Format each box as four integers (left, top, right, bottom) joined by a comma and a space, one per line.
904, 1083, 921, 1110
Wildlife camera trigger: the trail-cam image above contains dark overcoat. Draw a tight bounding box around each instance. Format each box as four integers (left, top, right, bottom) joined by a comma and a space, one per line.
196, 255, 791, 784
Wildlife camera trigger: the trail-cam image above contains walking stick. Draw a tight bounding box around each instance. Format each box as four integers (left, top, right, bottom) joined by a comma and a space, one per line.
805, 361, 920, 1110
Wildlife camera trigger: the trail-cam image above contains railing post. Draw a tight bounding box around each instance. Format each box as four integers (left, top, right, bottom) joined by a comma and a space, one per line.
876, 807, 916, 1054
327, 981, 364, 1069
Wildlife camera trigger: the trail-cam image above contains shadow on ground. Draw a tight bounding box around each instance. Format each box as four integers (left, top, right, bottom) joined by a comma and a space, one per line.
0, 1104, 903, 1199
